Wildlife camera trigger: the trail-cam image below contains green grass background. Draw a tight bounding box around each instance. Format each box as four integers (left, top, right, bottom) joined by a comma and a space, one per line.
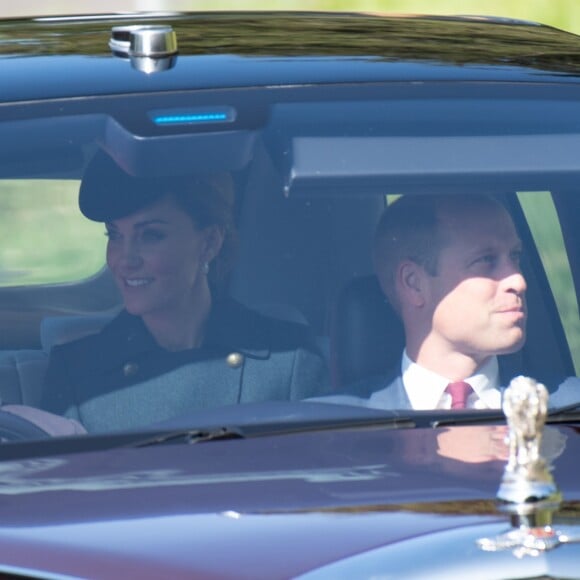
0, 181, 104, 286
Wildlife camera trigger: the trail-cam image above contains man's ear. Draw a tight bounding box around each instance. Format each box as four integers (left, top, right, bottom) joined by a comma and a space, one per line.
396, 260, 426, 308
201, 225, 225, 264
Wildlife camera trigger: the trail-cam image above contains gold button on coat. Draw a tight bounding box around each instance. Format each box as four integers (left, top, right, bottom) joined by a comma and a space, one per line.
123, 362, 139, 377
226, 352, 244, 368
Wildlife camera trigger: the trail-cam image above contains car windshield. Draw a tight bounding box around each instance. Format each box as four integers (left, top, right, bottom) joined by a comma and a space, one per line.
0, 80, 578, 448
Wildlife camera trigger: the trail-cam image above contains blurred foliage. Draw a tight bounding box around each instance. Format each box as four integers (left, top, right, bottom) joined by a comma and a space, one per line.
2, 0, 580, 36
178, 0, 580, 33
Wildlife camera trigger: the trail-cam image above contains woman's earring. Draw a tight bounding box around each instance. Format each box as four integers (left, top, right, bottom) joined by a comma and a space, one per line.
203, 262, 210, 275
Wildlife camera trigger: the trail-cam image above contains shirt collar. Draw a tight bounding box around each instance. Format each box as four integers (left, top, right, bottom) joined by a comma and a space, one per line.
401, 351, 501, 410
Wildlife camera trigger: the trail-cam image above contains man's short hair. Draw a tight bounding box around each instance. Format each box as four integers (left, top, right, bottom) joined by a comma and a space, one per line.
373, 193, 504, 311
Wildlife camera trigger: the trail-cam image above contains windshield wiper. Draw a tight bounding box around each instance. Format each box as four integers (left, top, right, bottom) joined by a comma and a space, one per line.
127, 415, 417, 448
431, 402, 580, 428
130, 426, 246, 448
429, 410, 506, 428
0, 414, 417, 460
128, 402, 580, 446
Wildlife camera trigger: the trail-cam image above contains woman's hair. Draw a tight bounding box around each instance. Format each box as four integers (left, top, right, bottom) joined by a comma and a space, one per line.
164, 172, 238, 295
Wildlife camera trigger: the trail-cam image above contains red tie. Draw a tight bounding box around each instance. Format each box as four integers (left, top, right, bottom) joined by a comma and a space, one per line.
445, 381, 473, 409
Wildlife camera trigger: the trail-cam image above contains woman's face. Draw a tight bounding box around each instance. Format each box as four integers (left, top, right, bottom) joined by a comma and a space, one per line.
105, 194, 222, 319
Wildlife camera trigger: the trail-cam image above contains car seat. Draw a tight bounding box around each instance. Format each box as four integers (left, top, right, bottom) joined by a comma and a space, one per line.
330, 274, 404, 388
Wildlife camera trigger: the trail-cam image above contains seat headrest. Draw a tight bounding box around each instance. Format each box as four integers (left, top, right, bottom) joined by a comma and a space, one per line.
331, 275, 404, 387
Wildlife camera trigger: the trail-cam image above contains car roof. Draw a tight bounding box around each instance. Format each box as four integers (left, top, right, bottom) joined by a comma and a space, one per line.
2, 11, 580, 102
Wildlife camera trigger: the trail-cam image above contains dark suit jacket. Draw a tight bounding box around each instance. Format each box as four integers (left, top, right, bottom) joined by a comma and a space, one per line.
41, 299, 329, 433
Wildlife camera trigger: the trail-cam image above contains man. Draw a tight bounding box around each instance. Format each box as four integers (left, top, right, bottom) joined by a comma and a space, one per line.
316, 194, 576, 410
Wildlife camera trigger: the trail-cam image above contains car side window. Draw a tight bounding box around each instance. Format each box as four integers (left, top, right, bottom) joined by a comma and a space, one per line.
518, 190, 580, 373
0, 179, 104, 286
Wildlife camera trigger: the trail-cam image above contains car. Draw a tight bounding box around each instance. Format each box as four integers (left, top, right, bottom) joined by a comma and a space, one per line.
0, 8, 578, 579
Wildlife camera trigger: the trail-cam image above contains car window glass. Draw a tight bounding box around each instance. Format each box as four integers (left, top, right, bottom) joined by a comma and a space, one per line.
0, 87, 578, 440
0, 179, 104, 286
518, 190, 580, 373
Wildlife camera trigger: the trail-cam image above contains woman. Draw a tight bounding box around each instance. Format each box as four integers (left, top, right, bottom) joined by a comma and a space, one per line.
41, 152, 328, 433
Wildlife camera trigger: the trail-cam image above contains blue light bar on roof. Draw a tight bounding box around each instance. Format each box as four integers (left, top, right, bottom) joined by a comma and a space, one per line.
149, 107, 236, 126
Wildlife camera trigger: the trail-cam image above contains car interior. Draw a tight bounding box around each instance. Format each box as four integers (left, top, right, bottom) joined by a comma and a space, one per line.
0, 85, 577, 432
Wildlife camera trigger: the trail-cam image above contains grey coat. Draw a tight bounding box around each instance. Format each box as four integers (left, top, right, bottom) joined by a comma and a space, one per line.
41, 299, 329, 433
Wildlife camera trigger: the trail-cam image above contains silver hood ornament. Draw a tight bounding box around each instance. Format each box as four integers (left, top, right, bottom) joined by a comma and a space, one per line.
477, 376, 579, 558
498, 375, 559, 510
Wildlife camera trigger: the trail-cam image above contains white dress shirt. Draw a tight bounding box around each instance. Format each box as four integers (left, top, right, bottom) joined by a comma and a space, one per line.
370, 350, 502, 410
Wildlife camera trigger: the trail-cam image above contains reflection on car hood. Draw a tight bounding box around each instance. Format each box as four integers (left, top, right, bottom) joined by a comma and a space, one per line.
0, 424, 578, 578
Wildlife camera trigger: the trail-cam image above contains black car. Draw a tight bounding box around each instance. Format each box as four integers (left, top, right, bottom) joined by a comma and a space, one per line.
0, 10, 577, 578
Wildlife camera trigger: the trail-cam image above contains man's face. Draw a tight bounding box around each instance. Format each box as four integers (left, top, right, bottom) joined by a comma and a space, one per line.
423, 203, 527, 366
